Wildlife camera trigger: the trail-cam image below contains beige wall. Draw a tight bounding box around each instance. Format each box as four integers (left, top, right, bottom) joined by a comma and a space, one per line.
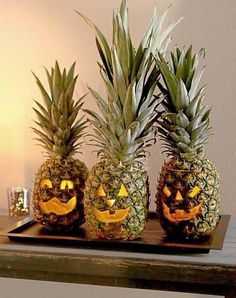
0, 0, 235, 217
0, 1, 234, 296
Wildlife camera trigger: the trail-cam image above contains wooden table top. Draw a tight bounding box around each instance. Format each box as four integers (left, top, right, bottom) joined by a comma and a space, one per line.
0, 215, 235, 297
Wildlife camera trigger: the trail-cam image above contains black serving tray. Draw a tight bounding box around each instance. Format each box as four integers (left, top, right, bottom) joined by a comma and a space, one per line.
0, 213, 230, 254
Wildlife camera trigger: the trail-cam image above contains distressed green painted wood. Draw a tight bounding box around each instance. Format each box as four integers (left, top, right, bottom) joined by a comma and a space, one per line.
0, 215, 235, 297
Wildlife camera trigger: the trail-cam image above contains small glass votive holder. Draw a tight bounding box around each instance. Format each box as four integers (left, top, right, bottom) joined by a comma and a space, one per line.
7, 187, 31, 217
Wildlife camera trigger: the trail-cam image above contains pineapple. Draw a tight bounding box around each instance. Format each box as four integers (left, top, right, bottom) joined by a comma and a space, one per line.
32, 61, 88, 231
156, 46, 220, 240
77, 0, 180, 239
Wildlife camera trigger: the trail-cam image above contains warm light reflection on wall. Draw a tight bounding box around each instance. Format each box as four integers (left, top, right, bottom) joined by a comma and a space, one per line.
0, 0, 101, 209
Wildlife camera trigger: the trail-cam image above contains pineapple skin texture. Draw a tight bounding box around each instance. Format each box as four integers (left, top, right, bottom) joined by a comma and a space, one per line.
156, 156, 220, 240
33, 158, 88, 231
84, 160, 149, 240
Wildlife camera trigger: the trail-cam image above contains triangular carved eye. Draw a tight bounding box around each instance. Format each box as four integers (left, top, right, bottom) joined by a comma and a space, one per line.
118, 184, 128, 197
97, 184, 106, 197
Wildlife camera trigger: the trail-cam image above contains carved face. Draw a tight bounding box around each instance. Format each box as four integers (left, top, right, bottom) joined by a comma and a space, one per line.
39, 178, 77, 215
161, 184, 202, 223
84, 160, 149, 239
33, 159, 88, 231
157, 157, 220, 240
94, 183, 131, 223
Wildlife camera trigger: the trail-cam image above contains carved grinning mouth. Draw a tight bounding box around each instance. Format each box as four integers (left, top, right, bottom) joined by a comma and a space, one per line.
39, 196, 77, 216
94, 207, 131, 223
162, 202, 202, 223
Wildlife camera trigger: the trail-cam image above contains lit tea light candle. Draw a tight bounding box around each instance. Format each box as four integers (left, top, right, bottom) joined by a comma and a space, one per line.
7, 187, 31, 216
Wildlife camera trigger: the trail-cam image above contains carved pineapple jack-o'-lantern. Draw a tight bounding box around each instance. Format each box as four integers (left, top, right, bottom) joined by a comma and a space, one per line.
32, 62, 88, 231
155, 47, 220, 240
33, 159, 87, 231
84, 161, 149, 240
156, 163, 219, 240
39, 179, 77, 216
162, 185, 202, 223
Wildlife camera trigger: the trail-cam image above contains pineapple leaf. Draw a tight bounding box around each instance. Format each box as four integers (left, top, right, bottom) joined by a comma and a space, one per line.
52, 61, 62, 103
77, 1, 180, 162
76, 10, 112, 69
189, 67, 205, 100
123, 81, 137, 127
32, 61, 87, 158
65, 75, 78, 103
65, 61, 76, 89
96, 38, 113, 81
31, 128, 54, 146
43, 67, 54, 99
164, 111, 189, 128
111, 46, 127, 103
131, 44, 146, 80
32, 72, 52, 114
169, 131, 190, 144
156, 56, 178, 103
151, 17, 183, 56
100, 69, 122, 108
185, 86, 205, 119
175, 79, 190, 110
113, 13, 130, 83
88, 87, 109, 120
34, 100, 50, 119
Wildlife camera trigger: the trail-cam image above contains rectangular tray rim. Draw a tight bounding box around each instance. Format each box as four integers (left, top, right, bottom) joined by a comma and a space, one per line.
0, 213, 231, 254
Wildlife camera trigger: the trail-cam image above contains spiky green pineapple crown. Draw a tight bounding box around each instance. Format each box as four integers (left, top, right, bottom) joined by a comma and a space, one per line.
77, 0, 181, 163
156, 46, 212, 159
32, 61, 87, 159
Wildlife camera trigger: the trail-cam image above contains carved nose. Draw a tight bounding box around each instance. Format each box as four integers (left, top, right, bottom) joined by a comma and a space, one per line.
106, 199, 116, 208
175, 190, 183, 201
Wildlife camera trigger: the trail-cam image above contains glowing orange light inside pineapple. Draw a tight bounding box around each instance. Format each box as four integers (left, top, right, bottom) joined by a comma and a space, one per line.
39, 196, 77, 215
162, 202, 202, 222
96, 184, 106, 197
94, 207, 131, 223
188, 186, 201, 198
163, 185, 171, 197
94, 183, 130, 223
106, 199, 116, 208
39, 179, 77, 215
40, 179, 52, 189
118, 184, 129, 197
60, 180, 74, 190
175, 190, 183, 201
162, 185, 202, 222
